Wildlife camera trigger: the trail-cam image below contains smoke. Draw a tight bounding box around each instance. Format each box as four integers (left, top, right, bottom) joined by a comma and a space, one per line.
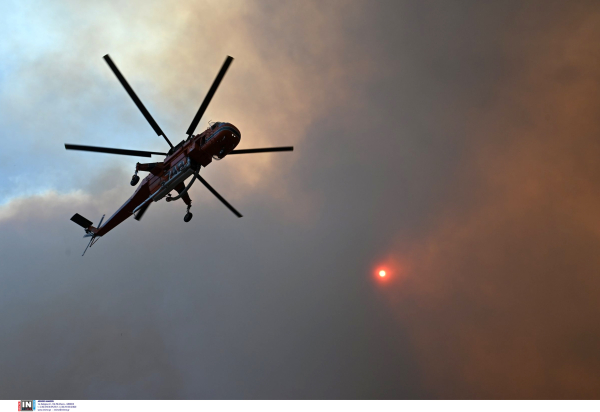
2, 0, 600, 399
383, 2, 600, 398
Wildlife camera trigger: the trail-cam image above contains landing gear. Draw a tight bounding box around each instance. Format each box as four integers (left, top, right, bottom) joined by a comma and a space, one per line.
184, 205, 193, 222
130, 173, 140, 186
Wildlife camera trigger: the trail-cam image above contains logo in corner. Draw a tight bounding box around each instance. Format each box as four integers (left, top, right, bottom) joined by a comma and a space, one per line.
18, 400, 35, 411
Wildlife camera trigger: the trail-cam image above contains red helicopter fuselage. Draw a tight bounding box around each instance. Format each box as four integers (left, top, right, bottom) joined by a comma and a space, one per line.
91, 122, 240, 237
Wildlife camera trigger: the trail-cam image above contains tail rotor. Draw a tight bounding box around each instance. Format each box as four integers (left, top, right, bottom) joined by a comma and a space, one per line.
72, 213, 104, 256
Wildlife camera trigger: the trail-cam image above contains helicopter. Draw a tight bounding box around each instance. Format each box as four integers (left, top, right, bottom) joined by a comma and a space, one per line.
66, 55, 293, 255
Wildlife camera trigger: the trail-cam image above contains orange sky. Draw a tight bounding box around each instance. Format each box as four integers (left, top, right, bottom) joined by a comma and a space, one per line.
382, 4, 600, 398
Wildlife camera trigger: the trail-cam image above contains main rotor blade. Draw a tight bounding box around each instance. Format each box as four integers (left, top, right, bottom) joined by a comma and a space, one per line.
103, 54, 173, 148
134, 202, 151, 221
186, 56, 233, 137
65, 144, 167, 157
196, 174, 242, 218
229, 146, 294, 155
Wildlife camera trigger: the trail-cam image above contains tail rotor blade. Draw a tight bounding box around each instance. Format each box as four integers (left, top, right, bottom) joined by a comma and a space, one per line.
103, 54, 173, 148
82, 237, 93, 256
186, 56, 233, 137
196, 174, 242, 218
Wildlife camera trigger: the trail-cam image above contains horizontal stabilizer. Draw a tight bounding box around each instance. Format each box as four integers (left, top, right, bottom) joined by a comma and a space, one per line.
71, 213, 93, 229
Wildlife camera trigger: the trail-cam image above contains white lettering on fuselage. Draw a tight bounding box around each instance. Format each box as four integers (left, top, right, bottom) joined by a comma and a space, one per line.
168, 158, 190, 180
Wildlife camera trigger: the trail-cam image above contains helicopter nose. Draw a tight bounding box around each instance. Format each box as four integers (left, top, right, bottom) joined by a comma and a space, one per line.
215, 129, 241, 159
226, 128, 241, 146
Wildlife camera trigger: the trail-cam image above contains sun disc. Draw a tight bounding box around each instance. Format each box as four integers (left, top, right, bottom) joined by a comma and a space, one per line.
379, 270, 386, 277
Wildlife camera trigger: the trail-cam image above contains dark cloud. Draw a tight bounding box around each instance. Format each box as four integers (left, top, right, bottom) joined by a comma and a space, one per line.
0, 175, 426, 399
380, 1, 600, 399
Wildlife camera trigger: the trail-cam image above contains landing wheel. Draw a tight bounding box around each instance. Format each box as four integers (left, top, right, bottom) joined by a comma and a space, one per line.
130, 175, 140, 186
184, 212, 193, 222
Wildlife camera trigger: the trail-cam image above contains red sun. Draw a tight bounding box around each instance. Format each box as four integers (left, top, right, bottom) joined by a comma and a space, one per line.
379, 270, 386, 277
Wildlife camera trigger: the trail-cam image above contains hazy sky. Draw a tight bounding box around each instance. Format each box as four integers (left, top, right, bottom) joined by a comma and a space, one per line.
1, 0, 600, 399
